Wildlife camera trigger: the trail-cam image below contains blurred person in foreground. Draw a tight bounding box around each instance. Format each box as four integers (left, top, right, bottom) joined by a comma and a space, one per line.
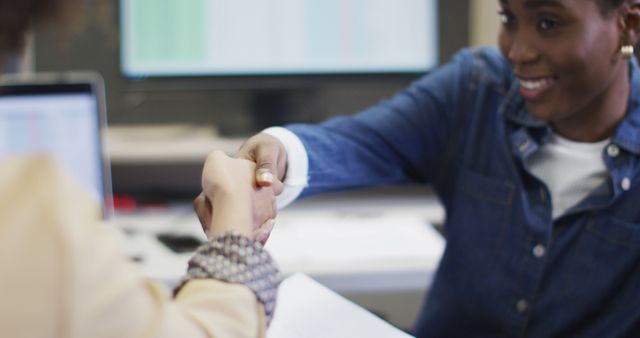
0, 1, 280, 337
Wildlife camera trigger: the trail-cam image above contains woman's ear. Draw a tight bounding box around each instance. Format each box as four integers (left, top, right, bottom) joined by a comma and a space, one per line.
622, 0, 640, 46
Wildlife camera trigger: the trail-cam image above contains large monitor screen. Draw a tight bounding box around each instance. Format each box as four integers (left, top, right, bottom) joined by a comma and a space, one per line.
121, 0, 438, 77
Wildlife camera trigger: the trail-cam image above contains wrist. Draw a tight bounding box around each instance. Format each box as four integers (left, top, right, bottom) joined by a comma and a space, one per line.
207, 189, 253, 239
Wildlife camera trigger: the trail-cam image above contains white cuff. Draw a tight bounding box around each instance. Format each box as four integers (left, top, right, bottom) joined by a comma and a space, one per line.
262, 127, 308, 209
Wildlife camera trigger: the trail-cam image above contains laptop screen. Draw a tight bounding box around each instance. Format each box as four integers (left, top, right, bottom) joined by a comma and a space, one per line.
0, 76, 112, 217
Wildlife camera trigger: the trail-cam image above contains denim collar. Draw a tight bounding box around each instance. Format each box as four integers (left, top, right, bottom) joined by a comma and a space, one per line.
501, 57, 640, 155
612, 57, 640, 154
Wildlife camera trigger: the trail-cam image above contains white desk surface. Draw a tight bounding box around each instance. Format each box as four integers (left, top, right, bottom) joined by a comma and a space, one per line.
112, 185, 446, 293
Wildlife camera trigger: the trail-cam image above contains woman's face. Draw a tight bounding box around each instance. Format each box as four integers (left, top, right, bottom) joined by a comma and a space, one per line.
498, 0, 627, 126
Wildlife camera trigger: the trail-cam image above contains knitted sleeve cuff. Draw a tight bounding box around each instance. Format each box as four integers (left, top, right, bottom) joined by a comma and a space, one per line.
178, 232, 282, 324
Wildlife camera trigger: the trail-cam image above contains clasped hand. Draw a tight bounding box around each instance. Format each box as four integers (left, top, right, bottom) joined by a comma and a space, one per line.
194, 150, 278, 244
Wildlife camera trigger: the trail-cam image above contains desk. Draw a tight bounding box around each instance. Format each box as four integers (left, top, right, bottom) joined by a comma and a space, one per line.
107, 126, 447, 329
112, 185, 445, 330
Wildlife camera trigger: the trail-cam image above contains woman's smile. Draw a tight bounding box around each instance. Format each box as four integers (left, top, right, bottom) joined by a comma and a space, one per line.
498, 0, 630, 141
517, 76, 556, 100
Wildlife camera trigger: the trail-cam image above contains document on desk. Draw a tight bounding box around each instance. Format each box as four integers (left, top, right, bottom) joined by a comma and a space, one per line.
266, 213, 445, 276
267, 273, 415, 338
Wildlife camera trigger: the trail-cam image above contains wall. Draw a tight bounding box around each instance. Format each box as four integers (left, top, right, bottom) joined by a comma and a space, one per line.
470, 0, 501, 47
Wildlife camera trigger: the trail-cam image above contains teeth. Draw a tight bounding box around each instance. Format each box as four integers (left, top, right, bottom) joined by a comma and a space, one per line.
520, 78, 550, 90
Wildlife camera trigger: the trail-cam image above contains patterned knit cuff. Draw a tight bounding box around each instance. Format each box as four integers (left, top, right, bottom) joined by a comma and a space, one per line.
178, 232, 282, 324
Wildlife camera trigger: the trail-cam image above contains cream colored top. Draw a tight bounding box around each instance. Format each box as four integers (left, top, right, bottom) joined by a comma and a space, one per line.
0, 155, 266, 338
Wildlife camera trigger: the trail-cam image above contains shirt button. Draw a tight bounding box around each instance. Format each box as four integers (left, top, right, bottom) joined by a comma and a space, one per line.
533, 244, 546, 258
607, 144, 620, 157
621, 177, 631, 191
516, 299, 529, 313
518, 139, 531, 153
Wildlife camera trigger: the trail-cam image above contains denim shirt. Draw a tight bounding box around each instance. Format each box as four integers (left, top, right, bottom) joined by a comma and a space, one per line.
286, 47, 640, 337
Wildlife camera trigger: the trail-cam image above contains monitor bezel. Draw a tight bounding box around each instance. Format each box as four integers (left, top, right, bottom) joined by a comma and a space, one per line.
0, 72, 114, 219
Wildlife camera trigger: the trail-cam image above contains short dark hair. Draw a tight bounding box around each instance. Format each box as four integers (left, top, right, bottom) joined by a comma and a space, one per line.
0, 0, 81, 53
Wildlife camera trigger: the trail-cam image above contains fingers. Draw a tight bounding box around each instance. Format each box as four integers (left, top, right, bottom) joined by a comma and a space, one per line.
253, 143, 282, 187
193, 192, 212, 235
256, 168, 284, 195
269, 179, 285, 196
254, 219, 276, 245
201, 150, 232, 196
235, 133, 287, 190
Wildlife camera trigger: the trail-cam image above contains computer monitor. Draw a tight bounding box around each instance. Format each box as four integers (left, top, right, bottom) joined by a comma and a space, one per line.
0, 73, 113, 217
120, 0, 438, 78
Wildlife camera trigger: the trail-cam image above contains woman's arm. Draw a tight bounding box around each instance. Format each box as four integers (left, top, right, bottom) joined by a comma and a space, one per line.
0, 155, 280, 338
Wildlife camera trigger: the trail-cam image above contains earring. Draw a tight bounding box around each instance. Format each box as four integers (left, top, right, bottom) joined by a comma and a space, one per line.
621, 44, 635, 58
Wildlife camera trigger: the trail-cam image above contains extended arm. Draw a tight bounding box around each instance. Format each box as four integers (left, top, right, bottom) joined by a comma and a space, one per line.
0, 156, 279, 338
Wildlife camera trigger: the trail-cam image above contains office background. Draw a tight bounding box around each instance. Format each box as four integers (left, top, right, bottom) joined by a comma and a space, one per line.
29, 0, 500, 198
32, 1, 500, 130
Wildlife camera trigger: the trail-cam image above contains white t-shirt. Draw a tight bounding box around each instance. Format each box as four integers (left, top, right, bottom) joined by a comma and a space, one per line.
524, 132, 609, 219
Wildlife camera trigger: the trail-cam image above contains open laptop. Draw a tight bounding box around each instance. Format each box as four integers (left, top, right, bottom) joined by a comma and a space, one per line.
0, 72, 113, 218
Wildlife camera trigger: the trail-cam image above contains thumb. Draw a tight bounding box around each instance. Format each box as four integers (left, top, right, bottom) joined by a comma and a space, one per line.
256, 167, 276, 187
256, 160, 285, 195
235, 133, 287, 188
253, 144, 283, 188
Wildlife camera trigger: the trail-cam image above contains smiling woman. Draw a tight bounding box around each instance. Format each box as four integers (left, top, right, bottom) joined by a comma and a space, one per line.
220, 0, 640, 336
497, 0, 639, 142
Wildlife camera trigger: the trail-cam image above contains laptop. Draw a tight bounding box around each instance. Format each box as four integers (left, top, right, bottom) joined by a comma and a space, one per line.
0, 72, 113, 218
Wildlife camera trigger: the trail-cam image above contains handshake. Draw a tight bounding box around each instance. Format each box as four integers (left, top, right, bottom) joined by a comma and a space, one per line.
193, 133, 287, 245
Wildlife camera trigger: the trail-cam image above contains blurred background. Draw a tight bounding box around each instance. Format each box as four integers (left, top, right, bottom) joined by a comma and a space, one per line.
33, 1, 497, 130
27, 0, 499, 199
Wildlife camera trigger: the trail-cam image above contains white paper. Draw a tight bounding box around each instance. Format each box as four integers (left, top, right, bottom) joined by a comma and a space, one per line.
267, 273, 415, 338
268, 213, 442, 260
265, 213, 444, 277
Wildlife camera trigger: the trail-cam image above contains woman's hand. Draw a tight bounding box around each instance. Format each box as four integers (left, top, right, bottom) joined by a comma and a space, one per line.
235, 133, 287, 194
194, 150, 277, 243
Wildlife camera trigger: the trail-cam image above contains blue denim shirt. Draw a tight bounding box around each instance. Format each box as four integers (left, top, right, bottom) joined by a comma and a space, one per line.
287, 47, 640, 337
